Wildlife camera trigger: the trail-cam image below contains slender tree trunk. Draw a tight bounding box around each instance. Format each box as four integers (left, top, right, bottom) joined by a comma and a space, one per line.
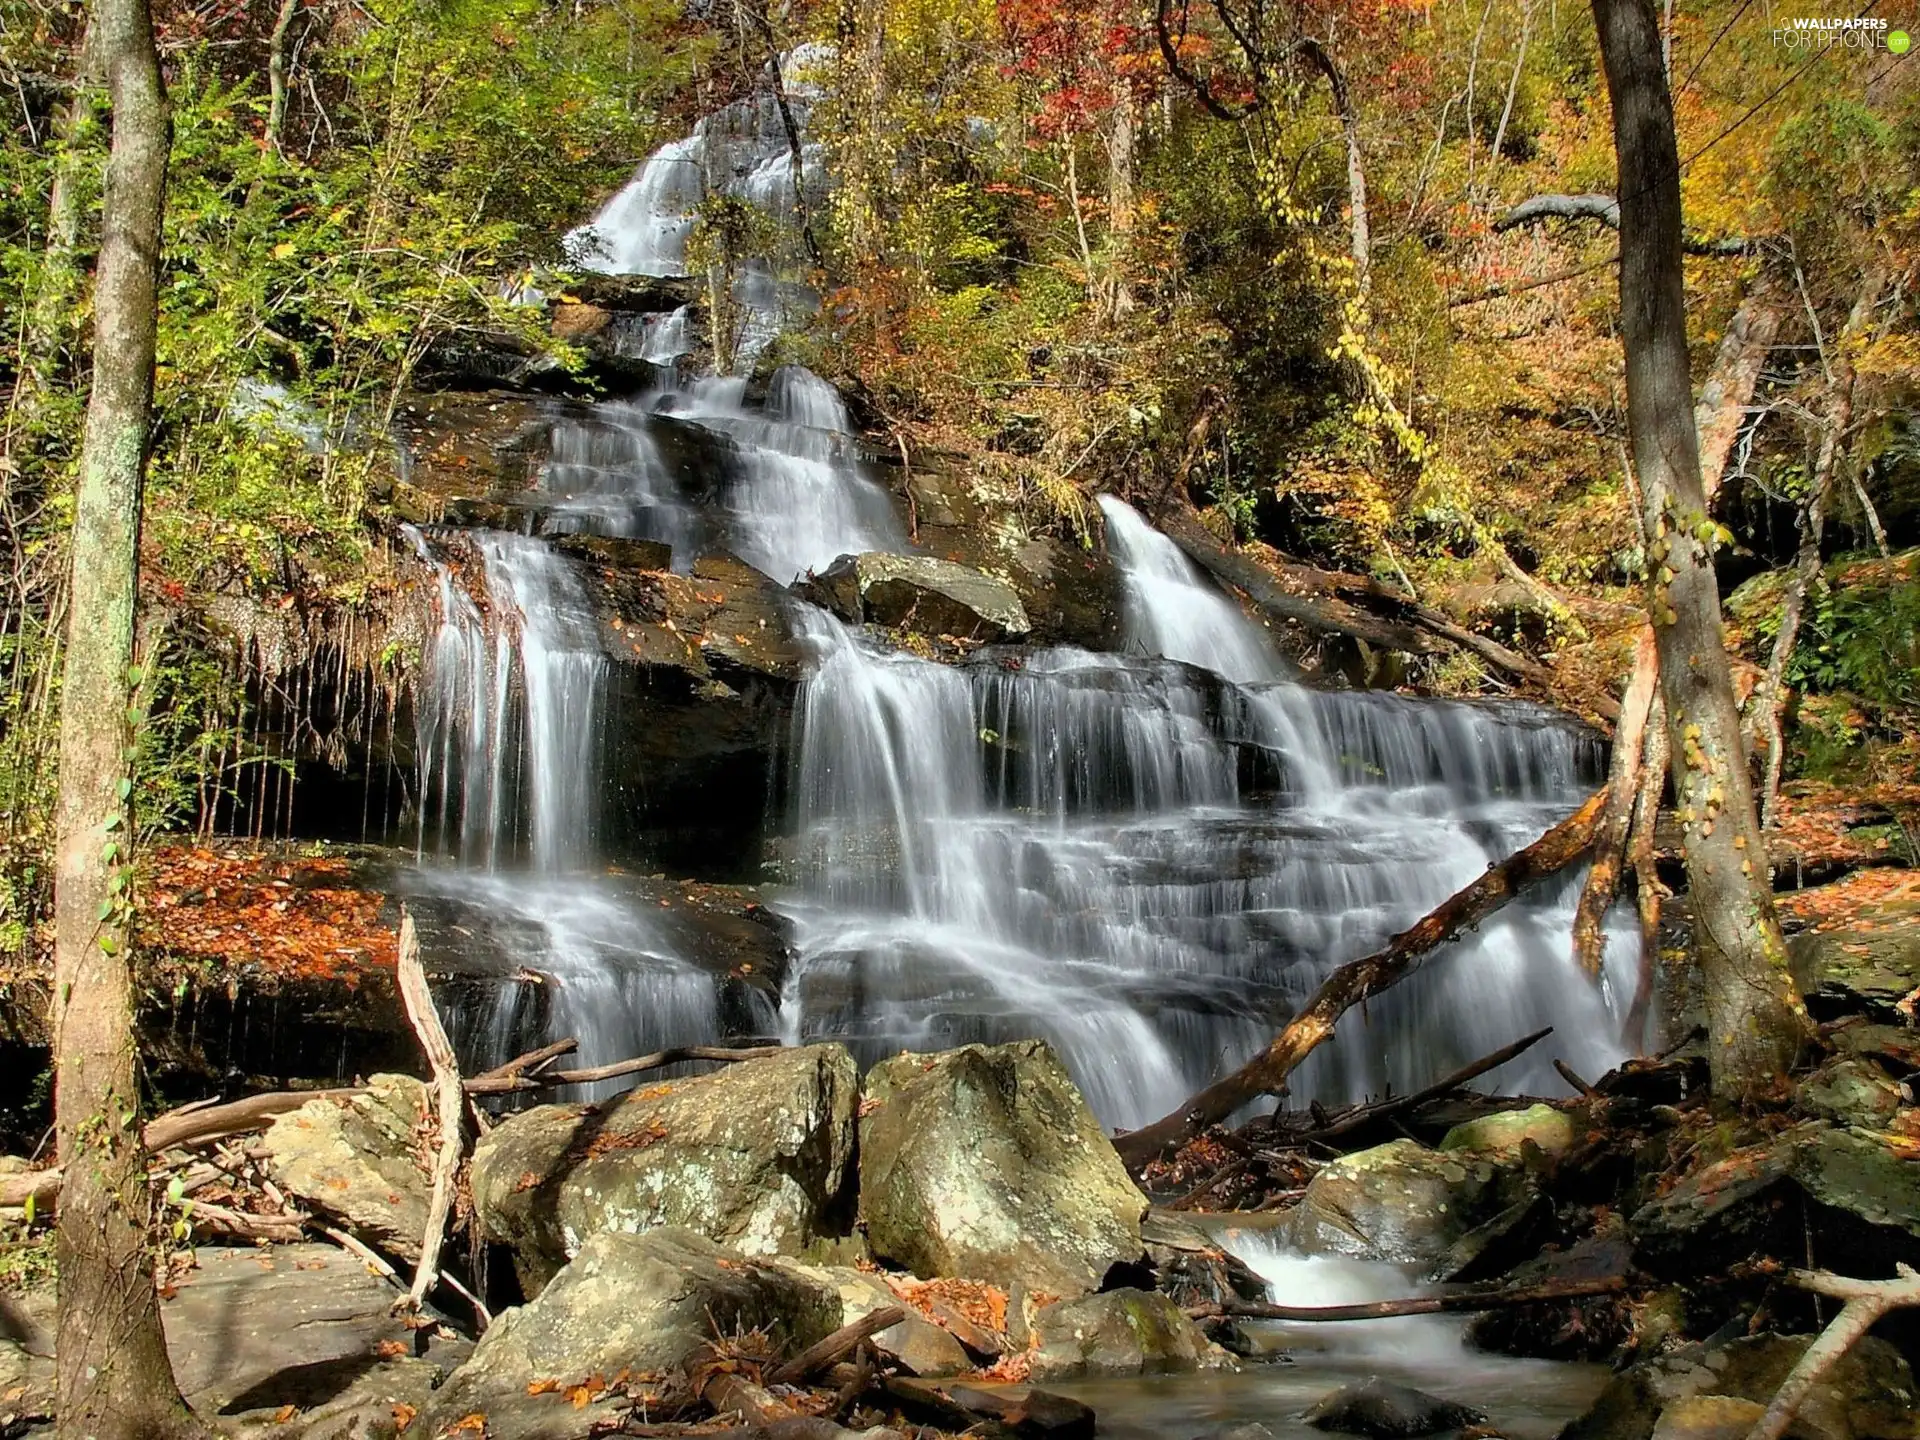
51, 2, 198, 1436
1105, 87, 1135, 318
1592, 0, 1812, 1098
1301, 41, 1369, 298
21, 21, 103, 403
265, 0, 300, 148
1758, 269, 1886, 828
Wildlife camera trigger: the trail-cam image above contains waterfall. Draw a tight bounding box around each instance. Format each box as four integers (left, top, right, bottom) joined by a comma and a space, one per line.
408, 63, 1632, 1129
1098, 496, 1285, 683
775, 606, 1633, 1130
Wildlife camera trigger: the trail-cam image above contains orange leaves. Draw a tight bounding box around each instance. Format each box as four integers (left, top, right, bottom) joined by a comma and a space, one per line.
141, 844, 398, 984
391, 1402, 417, 1432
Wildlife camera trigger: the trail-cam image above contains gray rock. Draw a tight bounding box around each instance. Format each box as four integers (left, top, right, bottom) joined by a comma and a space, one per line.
160, 1242, 468, 1419
858, 1040, 1147, 1298
1789, 897, 1920, 1020
1143, 1209, 1269, 1310
262, 1076, 433, 1261
803, 552, 1031, 640
1559, 1332, 1918, 1440
1647, 1395, 1766, 1440
1027, 1288, 1227, 1380
472, 1044, 858, 1290
1284, 1139, 1534, 1274
423, 1228, 841, 1440
1794, 1059, 1908, 1130
1304, 1379, 1487, 1438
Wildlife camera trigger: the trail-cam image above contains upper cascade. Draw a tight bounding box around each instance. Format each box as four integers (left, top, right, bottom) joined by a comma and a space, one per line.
1098, 495, 1286, 685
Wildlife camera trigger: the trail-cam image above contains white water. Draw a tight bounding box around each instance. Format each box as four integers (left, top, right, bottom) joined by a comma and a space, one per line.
775, 602, 1634, 1130
1099, 496, 1285, 683
409, 61, 1632, 1126
1219, 1228, 1462, 1361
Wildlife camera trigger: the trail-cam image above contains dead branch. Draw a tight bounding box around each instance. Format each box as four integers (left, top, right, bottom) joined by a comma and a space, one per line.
1746, 1265, 1920, 1440
463, 1043, 790, 1095
1495, 192, 1755, 254
396, 908, 465, 1310
765, 1306, 907, 1386
1114, 789, 1607, 1168
1277, 1026, 1556, 1147
472, 1037, 579, 1085
1574, 626, 1659, 976
1190, 1274, 1628, 1323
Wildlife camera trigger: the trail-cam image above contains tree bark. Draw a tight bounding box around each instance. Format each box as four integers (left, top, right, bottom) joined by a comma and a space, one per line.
51, 0, 199, 1436
1591, 0, 1812, 1099
1105, 86, 1136, 317
1114, 789, 1606, 1168
1572, 626, 1658, 975
265, 0, 299, 148
1757, 269, 1886, 829
1299, 39, 1369, 298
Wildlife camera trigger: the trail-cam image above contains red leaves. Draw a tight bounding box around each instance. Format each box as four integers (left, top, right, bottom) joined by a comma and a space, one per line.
140, 844, 398, 985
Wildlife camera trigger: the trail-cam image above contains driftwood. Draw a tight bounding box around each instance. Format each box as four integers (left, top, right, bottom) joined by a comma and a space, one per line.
765, 1306, 906, 1386
396, 909, 466, 1310
463, 1043, 790, 1095
1152, 501, 1584, 705
1745, 1265, 1920, 1440
1190, 1274, 1627, 1323
1114, 788, 1606, 1169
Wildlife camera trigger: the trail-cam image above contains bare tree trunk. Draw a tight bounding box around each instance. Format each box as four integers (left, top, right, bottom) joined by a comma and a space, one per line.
1301, 40, 1369, 298
20, 21, 103, 404
1573, 276, 1782, 986
1105, 87, 1135, 317
1572, 626, 1658, 975
1592, 0, 1813, 1099
1758, 270, 1886, 828
265, 0, 300, 148
1622, 694, 1668, 1048
52, 1, 198, 1438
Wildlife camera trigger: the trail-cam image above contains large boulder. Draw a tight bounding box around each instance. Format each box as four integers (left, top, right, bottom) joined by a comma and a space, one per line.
858, 1041, 1148, 1299
1560, 1332, 1917, 1440
471, 1045, 858, 1290
262, 1075, 434, 1261
803, 552, 1031, 641
1789, 896, 1920, 1021
1027, 1288, 1227, 1381
1283, 1139, 1534, 1274
1440, 1103, 1578, 1160
422, 1228, 841, 1440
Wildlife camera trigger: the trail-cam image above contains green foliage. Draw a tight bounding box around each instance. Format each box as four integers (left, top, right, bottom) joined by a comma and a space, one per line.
1788, 559, 1920, 723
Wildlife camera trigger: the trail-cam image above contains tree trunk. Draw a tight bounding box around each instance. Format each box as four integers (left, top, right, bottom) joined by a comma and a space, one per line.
51, 2, 198, 1437
1105, 87, 1135, 317
22, 20, 103, 401
1758, 269, 1886, 828
1571, 275, 1782, 987
1300, 40, 1369, 298
1591, 0, 1812, 1098
265, 0, 299, 148
1114, 789, 1606, 1168
1572, 626, 1658, 975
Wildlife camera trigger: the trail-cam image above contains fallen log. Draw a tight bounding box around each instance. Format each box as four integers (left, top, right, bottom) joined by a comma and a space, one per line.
1188, 1274, 1627, 1323
1153, 501, 1578, 703
1114, 788, 1606, 1169
397, 909, 466, 1310
765, 1306, 906, 1386
0, 1039, 787, 1212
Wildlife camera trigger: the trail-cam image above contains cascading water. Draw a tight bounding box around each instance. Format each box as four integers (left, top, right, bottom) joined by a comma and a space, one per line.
411, 63, 1632, 1131
774, 592, 1634, 1130
1098, 495, 1285, 683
